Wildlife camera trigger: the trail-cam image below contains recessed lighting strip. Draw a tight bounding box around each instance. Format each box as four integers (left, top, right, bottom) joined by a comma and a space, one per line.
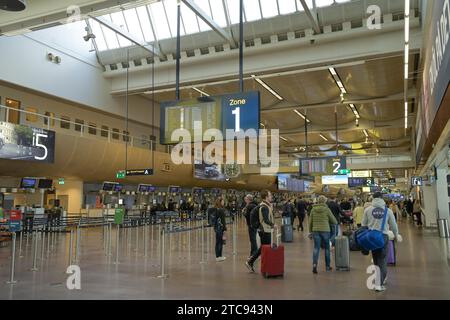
251, 75, 283, 101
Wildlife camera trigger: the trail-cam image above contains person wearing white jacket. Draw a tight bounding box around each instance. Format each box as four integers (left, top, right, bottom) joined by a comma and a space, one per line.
362, 192, 403, 292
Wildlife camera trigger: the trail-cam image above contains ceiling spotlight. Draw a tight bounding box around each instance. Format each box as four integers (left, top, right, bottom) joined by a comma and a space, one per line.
319, 134, 329, 141
280, 136, 288, 142
0, 0, 26, 11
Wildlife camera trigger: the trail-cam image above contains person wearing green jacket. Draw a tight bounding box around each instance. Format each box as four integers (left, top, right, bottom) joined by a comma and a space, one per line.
309, 195, 338, 274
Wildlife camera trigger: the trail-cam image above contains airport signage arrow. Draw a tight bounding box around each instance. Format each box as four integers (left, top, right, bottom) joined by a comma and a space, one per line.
126, 169, 154, 176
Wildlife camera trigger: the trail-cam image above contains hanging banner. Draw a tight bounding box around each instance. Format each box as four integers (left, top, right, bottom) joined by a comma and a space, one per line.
0, 122, 55, 163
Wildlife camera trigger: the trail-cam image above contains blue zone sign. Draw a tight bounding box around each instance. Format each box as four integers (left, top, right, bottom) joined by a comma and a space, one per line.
221, 91, 260, 133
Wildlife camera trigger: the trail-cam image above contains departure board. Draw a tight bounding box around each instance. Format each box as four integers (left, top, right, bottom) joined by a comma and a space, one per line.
160, 91, 260, 144
300, 157, 347, 176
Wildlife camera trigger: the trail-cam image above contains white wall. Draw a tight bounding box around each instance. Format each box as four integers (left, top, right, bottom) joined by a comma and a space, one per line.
55, 179, 83, 214
0, 22, 158, 125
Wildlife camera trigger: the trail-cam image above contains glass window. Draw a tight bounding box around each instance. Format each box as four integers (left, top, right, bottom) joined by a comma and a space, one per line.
5, 98, 20, 124
123, 8, 145, 42
136, 6, 155, 42
279, 0, 297, 14
181, 2, 200, 34
101, 125, 109, 138
148, 2, 172, 39
192, 0, 213, 31
112, 128, 120, 140
315, 0, 335, 7
60, 116, 70, 129
89, 20, 108, 51
260, 0, 278, 18
296, 0, 314, 11
165, 0, 186, 36
75, 119, 84, 132
226, 0, 241, 24
88, 123, 97, 135
244, 0, 261, 21
210, 0, 227, 27
100, 20, 120, 49
110, 12, 132, 47
25, 107, 38, 123
44, 112, 55, 126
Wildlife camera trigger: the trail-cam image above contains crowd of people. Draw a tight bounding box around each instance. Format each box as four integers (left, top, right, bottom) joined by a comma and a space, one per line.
171, 188, 423, 292
204, 190, 416, 293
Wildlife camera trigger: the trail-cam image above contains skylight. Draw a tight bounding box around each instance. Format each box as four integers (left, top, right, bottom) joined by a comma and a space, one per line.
90, 0, 353, 52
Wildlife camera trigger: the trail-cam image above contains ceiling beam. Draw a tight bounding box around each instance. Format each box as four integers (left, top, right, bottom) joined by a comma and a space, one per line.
298, 0, 321, 34
280, 137, 411, 149
181, 0, 237, 48
89, 15, 165, 60
262, 89, 417, 113
278, 116, 415, 136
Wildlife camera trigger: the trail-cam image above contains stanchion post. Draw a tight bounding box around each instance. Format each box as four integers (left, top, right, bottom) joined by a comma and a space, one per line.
157, 227, 168, 278
200, 218, 206, 264
143, 223, 148, 258
135, 222, 139, 253
114, 225, 120, 265
68, 229, 74, 267
40, 227, 46, 262
232, 218, 237, 256
19, 231, 24, 258
108, 223, 112, 257
6, 232, 17, 284
74, 226, 81, 263
46, 226, 51, 256
30, 231, 39, 271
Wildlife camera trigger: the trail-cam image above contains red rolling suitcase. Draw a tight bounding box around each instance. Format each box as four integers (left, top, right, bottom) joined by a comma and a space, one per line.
261, 228, 284, 278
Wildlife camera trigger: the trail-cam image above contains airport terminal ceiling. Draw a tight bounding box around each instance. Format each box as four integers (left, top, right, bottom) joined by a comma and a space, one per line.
84, 0, 419, 160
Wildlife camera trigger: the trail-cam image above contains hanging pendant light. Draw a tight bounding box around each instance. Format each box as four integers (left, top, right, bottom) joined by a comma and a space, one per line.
0, 0, 26, 11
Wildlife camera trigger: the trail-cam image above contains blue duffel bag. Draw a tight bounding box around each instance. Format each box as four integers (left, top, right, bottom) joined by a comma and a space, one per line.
356, 207, 388, 251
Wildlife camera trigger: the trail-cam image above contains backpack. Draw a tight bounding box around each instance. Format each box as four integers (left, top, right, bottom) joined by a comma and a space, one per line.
249, 205, 262, 230
207, 207, 217, 226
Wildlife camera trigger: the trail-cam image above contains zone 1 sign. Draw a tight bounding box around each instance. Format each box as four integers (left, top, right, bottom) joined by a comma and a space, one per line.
222, 91, 260, 133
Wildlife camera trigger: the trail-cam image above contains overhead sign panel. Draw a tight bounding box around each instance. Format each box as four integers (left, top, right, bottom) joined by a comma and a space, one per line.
322, 175, 349, 185
160, 91, 260, 144
300, 156, 347, 176
126, 169, 154, 176
0, 122, 55, 163
351, 170, 371, 178
348, 177, 375, 188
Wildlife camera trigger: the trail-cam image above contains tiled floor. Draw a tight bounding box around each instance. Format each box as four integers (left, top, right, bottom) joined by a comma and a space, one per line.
1, 216, 450, 300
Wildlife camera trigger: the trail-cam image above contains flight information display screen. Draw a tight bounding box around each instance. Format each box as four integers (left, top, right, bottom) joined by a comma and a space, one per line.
160, 91, 260, 144
348, 177, 375, 188
20, 178, 36, 189
300, 157, 347, 176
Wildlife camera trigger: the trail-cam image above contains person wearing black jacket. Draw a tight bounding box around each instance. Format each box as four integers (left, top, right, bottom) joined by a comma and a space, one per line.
213, 197, 228, 262
326, 198, 341, 247
242, 194, 258, 258
295, 196, 308, 231
245, 190, 275, 273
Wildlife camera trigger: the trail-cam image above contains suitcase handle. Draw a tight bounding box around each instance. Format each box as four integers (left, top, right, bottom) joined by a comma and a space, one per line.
271, 226, 281, 247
